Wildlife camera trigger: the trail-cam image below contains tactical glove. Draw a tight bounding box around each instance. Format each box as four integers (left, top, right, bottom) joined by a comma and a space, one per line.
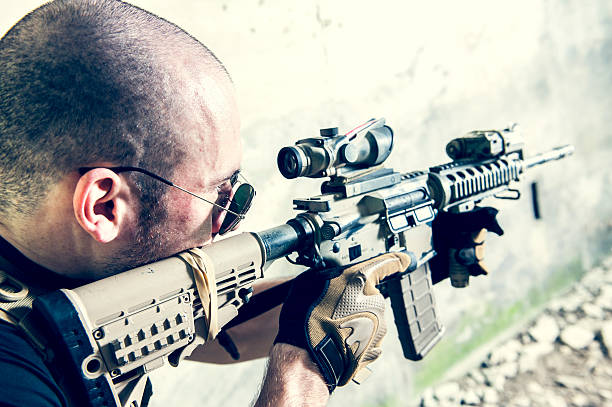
275, 252, 411, 392
430, 206, 504, 287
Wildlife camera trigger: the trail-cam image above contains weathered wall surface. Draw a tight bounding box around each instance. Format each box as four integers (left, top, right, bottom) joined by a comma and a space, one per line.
2, 1, 611, 405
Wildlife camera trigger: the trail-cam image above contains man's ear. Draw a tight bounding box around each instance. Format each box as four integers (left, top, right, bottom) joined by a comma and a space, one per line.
73, 168, 127, 243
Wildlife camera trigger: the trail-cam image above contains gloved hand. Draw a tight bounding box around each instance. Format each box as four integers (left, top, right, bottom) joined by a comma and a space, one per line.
429, 206, 504, 287
274, 252, 411, 392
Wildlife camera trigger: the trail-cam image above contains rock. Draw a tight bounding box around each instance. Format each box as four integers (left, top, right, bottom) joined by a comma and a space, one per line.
586, 350, 605, 372
461, 389, 481, 406
529, 314, 560, 344
518, 342, 554, 373
548, 298, 565, 313
554, 374, 584, 389
561, 294, 584, 313
497, 361, 519, 379
581, 267, 604, 293
463, 375, 478, 388
527, 381, 544, 394
519, 332, 534, 344
594, 376, 610, 392
588, 341, 604, 359
482, 368, 505, 391
434, 381, 460, 402
482, 387, 499, 404
420, 388, 435, 407
560, 325, 594, 350
510, 395, 531, 407
415, 261, 612, 407
521, 342, 555, 359
575, 287, 596, 304
544, 392, 568, 407
468, 370, 486, 385
488, 339, 522, 365
518, 356, 538, 374
599, 388, 612, 400
564, 313, 578, 324
555, 315, 569, 329
582, 302, 604, 319
596, 286, 612, 311
599, 282, 612, 294
571, 393, 590, 407
601, 320, 612, 356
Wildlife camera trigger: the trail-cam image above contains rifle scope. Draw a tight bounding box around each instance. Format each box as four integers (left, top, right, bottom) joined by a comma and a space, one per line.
277, 118, 394, 179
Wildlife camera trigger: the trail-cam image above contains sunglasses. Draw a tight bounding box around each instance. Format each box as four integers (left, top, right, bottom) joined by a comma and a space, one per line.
78, 166, 255, 235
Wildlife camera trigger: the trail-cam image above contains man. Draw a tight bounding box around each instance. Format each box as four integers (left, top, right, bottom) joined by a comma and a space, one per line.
0, 1, 415, 406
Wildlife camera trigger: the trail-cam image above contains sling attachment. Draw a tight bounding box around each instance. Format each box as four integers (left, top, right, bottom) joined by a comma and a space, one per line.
178, 248, 219, 342
0, 272, 29, 302
0, 269, 50, 357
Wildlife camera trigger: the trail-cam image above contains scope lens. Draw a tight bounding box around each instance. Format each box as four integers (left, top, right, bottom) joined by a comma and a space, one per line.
277, 147, 304, 179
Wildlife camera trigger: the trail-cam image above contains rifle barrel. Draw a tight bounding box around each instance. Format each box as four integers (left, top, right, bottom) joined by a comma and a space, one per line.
523, 144, 574, 170
257, 221, 315, 262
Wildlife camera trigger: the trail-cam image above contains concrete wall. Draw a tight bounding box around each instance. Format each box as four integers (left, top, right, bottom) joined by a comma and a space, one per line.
2, 1, 611, 405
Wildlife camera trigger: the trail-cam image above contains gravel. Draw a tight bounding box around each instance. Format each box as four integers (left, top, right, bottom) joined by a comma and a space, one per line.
417, 252, 612, 407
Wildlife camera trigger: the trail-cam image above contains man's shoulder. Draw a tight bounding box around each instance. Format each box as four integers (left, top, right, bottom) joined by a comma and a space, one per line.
0, 321, 68, 407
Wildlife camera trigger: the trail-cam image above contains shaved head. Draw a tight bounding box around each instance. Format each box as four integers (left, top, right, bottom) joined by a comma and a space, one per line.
0, 0, 230, 223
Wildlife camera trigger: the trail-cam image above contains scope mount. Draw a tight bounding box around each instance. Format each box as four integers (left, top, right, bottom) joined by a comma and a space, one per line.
321, 167, 402, 199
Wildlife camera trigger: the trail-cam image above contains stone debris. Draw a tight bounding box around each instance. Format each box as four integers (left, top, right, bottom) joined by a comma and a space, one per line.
599, 388, 612, 400
481, 388, 499, 404
527, 381, 544, 394
432, 382, 460, 402
518, 342, 554, 373
510, 394, 531, 407
582, 302, 604, 319
528, 314, 560, 343
571, 393, 591, 407
595, 286, 612, 311
560, 324, 594, 350
420, 388, 435, 407
545, 392, 568, 407
461, 389, 481, 406
482, 368, 505, 391
486, 339, 522, 365
467, 370, 486, 385
416, 253, 612, 407
601, 320, 612, 355
554, 374, 584, 389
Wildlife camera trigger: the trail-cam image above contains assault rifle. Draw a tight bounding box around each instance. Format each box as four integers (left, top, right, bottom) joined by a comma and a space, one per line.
32, 118, 573, 407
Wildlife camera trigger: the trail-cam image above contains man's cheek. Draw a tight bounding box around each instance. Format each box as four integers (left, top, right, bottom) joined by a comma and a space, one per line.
183, 203, 215, 242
